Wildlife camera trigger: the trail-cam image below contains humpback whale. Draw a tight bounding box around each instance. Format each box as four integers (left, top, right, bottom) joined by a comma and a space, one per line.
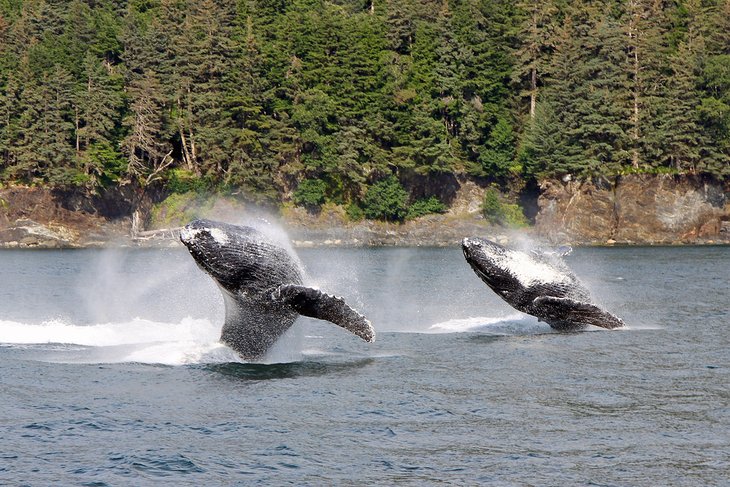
462, 237, 625, 330
180, 219, 375, 359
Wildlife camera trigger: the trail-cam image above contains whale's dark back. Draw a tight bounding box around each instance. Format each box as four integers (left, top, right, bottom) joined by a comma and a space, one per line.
180, 219, 303, 295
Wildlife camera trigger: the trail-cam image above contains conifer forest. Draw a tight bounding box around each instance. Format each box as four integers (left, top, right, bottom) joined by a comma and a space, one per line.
0, 0, 728, 215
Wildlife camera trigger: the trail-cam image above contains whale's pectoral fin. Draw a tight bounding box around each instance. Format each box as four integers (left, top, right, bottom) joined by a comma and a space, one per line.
533, 296, 625, 330
272, 284, 375, 342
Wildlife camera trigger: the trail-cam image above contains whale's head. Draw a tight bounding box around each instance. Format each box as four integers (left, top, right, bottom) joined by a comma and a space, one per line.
462, 237, 522, 296
180, 219, 301, 293
462, 237, 571, 298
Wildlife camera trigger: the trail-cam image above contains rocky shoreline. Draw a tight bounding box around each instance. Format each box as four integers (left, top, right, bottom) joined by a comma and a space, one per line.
1, 174, 729, 250
0, 213, 520, 249
2, 210, 727, 251
286, 214, 518, 248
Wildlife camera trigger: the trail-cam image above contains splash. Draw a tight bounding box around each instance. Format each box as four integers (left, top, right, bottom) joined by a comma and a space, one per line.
483, 234, 574, 287
427, 313, 553, 335
0, 317, 238, 365
74, 247, 223, 326
174, 197, 297, 259
0, 317, 330, 365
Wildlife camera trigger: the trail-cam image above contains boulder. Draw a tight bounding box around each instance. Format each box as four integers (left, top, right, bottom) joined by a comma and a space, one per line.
0, 219, 73, 248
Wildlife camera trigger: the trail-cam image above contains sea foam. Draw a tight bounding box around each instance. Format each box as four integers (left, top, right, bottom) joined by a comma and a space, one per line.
0, 317, 235, 365
427, 313, 552, 335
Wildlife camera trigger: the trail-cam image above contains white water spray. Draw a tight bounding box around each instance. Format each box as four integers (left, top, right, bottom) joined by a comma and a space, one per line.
0, 317, 238, 365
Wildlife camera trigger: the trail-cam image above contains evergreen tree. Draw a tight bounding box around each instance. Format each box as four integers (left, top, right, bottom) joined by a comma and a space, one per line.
0, 12, 14, 170
44, 64, 77, 184
512, 0, 558, 121
659, 41, 703, 172
77, 52, 125, 186
362, 175, 408, 221
0, 69, 21, 174
10, 63, 75, 184
518, 100, 568, 177
222, 13, 280, 201
571, 9, 632, 175
1, 0, 729, 199
653, 1, 706, 173
383, 0, 418, 54
479, 116, 516, 178
696, 0, 730, 175
537, 11, 583, 175
626, 0, 672, 171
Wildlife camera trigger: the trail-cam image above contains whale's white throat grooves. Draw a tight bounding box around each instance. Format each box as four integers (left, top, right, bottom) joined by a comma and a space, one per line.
499, 250, 569, 287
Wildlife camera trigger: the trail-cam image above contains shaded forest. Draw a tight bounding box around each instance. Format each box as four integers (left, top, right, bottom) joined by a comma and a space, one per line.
0, 0, 728, 218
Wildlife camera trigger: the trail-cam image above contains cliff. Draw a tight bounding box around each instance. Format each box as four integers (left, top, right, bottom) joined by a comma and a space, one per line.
536, 175, 730, 245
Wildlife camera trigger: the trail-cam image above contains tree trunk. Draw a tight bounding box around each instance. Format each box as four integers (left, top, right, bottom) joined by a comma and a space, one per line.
179, 123, 193, 171
131, 209, 142, 237
189, 128, 197, 167
530, 67, 537, 119
75, 107, 80, 154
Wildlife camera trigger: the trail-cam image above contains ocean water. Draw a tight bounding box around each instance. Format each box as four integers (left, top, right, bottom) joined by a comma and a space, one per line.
0, 244, 728, 485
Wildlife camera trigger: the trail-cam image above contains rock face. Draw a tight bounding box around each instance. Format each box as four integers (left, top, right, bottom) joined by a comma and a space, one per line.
0, 218, 74, 248
536, 175, 730, 244
0, 187, 130, 248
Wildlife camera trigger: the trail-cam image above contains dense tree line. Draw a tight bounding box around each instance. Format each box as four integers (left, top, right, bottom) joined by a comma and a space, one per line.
0, 0, 728, 214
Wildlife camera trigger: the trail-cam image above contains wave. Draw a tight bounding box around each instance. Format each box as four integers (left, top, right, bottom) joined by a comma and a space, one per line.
426, 313, 553, 335
0, 317, 240, 366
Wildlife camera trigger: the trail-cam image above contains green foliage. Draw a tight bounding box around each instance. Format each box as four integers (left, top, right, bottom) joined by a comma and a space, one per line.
501, 202, 529, 228
84, 140, 126, 187
293, 178, 328, 210
166, 168, 210, 194
479, 117, 517, 177
482, 187, 527, 227
482, 187, 505, 225
518, 101, 568, 177
362, 176, 409, 222
150, 192, 215, 228
406, 196, 447, 219
346, 203, 365, 222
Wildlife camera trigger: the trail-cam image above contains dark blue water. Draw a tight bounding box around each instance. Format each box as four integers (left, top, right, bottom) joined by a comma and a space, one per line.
1, 245, 728, 485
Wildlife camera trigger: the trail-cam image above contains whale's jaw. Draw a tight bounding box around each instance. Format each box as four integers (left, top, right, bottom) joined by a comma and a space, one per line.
461, 237, 523, 296
180, 219, 242, 290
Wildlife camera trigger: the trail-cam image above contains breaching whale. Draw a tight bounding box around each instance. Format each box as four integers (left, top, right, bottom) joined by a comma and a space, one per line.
180, 219, 375, 359
462, 237, 625, 330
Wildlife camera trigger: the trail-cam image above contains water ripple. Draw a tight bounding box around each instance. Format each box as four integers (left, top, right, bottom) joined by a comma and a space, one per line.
108, 452, 205, 477
202, 358, 374, 380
